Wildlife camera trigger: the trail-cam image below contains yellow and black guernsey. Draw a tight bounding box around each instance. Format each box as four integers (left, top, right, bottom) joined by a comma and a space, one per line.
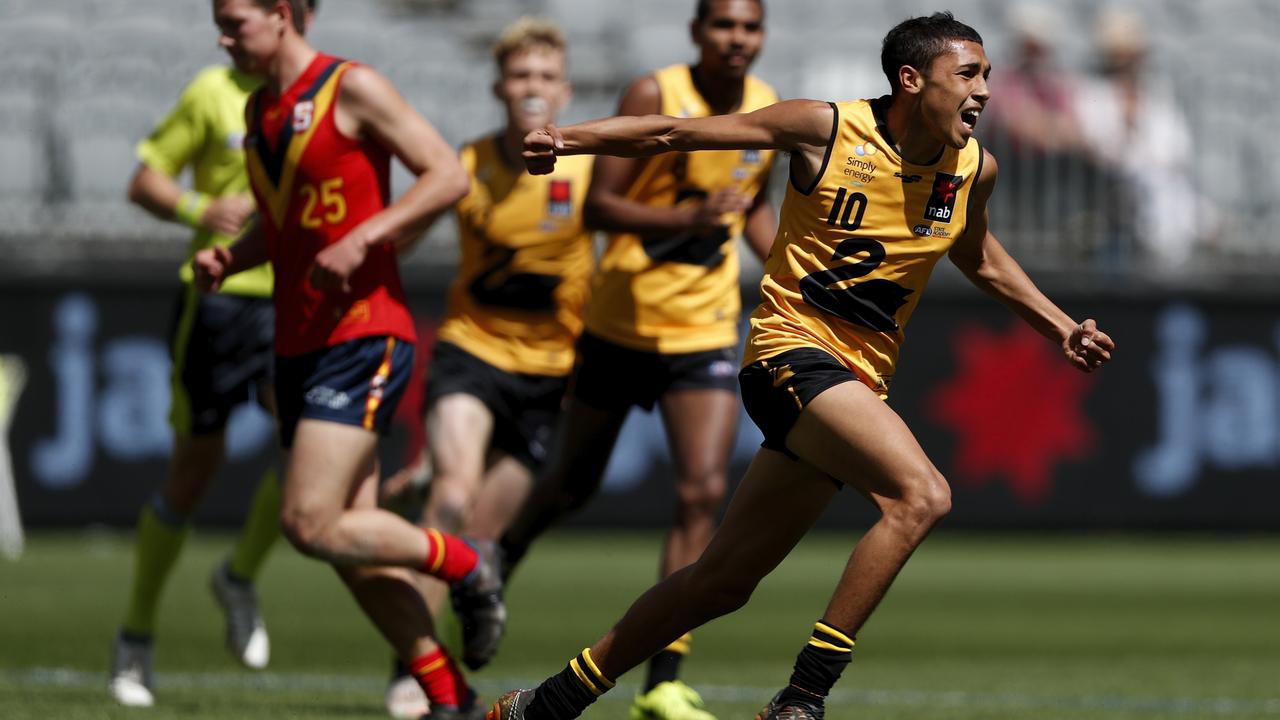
584, 64, 778, 354
437, 136, 595, 377
744, 98, 984, 396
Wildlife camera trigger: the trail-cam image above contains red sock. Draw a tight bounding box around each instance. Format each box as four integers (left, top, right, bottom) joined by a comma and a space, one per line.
422, 528, 478, 583
410, 647, 470, 708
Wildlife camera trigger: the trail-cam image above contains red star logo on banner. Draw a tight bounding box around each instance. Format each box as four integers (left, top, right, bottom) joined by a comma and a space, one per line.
927, 323, 1096, 505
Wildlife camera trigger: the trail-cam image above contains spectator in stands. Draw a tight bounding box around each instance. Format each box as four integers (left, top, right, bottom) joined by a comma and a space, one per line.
986, 4, 1084, 157
985, 4, 1106, 256
1072, 8, 1216, 272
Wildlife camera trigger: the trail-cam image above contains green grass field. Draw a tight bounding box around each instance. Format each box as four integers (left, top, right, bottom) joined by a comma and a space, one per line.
1, 531, 1278, 719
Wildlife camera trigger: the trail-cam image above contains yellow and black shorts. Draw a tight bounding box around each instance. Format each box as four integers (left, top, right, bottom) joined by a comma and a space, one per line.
167, 285, 274, 436
571, 332, 739, 412
423, 341, 569, 471
738, 346, 858, 459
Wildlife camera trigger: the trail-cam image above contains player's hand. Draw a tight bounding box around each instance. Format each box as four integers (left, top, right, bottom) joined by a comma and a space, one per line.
1063, 319, 1115, 373
523, 125, 563, 175
193, 246, 232, 293
690, 188, 753, 230
201, 194, 256, 236
310, 235, 368, 293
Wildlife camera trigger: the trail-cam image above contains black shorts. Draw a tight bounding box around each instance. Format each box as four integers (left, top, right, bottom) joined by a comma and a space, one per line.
424, 342, 569, 470
571, 332, 739, 411
167, 286, 274, 436
275, 336, 414, 449
738, 346, 857, 459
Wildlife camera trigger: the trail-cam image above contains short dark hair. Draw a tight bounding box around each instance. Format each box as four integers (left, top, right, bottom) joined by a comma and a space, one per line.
234, 0, 308, 33
881, 12, 983, 92
695, 0, 764, 22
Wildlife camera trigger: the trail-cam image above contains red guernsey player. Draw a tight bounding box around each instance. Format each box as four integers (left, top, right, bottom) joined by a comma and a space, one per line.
194, 1, 501, 718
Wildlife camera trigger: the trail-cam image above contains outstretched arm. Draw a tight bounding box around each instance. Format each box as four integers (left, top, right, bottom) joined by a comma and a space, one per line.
584, 76, 753, 235
948, 150, 1115, 372
312, 65, 470, 291
525, 99, 834, 175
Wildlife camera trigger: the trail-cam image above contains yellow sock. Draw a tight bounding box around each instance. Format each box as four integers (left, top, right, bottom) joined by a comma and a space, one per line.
227, 468, 281, 581
122, 501, 190, 636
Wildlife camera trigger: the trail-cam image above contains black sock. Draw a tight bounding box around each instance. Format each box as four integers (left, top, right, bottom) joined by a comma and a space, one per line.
526, 649, 614, 720
644, 633, 692, 691
778, 620, 854, 706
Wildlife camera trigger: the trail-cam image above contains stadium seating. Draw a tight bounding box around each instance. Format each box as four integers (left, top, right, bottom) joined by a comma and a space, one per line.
0, 0, 1276, 278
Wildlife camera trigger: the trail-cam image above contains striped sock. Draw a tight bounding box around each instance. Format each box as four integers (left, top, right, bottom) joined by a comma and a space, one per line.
410, 647, 471, 709
526, 648, 614, 720
644, 633, 692, 691
421, 528, 478, 583
780, 620, 855, 704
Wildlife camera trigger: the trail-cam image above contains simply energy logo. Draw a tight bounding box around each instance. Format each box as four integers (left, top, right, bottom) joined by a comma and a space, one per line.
843, 143, 878, 184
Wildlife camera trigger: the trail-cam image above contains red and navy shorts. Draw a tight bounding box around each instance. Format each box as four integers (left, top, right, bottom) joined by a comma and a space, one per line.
274, 336, 414, 449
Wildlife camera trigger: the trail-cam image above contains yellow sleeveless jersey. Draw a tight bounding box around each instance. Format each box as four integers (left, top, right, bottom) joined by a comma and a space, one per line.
437, 136, 595, 377
136, 65, 272, 297
584, 64, 778, 354
744, 98, 984, 396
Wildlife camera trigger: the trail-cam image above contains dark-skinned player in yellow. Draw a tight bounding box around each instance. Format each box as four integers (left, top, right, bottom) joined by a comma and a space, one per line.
492, 12, 1115, 720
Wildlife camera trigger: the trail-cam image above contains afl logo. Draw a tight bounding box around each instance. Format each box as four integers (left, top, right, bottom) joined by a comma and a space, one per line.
292, 101, 315, 132
913, 225, 934, 236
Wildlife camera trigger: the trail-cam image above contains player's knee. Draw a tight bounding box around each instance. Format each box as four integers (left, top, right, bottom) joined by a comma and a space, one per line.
686, 566, 756, 619
675, 470, 728, 521
280, 510, 332, 559
426, 481, 472, 534
890, 471, 951, 532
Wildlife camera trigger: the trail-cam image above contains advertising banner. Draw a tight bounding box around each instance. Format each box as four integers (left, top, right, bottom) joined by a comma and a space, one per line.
2, 284, 1275, 530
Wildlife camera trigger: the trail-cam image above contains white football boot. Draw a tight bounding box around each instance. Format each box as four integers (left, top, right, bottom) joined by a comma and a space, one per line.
210, 562, 270, 669
108, 631, 155, 707
384, 668, 430, 719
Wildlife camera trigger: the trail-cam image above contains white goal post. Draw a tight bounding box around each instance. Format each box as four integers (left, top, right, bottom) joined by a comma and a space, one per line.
0, 355, 28, 560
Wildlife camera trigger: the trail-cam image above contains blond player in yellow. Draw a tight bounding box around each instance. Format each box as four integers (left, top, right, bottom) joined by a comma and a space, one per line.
491, 12, 1116, 720
109, 0, 316, 708
498, 2, 775, 718
380, 18, 593, 720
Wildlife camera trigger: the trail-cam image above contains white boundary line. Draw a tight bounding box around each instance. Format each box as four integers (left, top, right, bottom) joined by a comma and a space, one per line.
4, 668, 1279, 716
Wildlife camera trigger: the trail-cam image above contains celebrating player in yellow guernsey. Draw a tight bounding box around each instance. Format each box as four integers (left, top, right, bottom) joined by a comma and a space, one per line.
378, 18, 592, 720
499, 2, 775, 718
493, 12, 1116, 720
108, 0, 316, 708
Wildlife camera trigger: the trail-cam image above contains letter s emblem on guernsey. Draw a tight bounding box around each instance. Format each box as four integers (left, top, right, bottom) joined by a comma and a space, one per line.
292, 101, 314, 132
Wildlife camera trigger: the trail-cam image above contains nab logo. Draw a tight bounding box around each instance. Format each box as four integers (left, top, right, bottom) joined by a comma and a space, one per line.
896, 172, 923, 183
924, 172, 963, 223
547, 180, 572, 217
